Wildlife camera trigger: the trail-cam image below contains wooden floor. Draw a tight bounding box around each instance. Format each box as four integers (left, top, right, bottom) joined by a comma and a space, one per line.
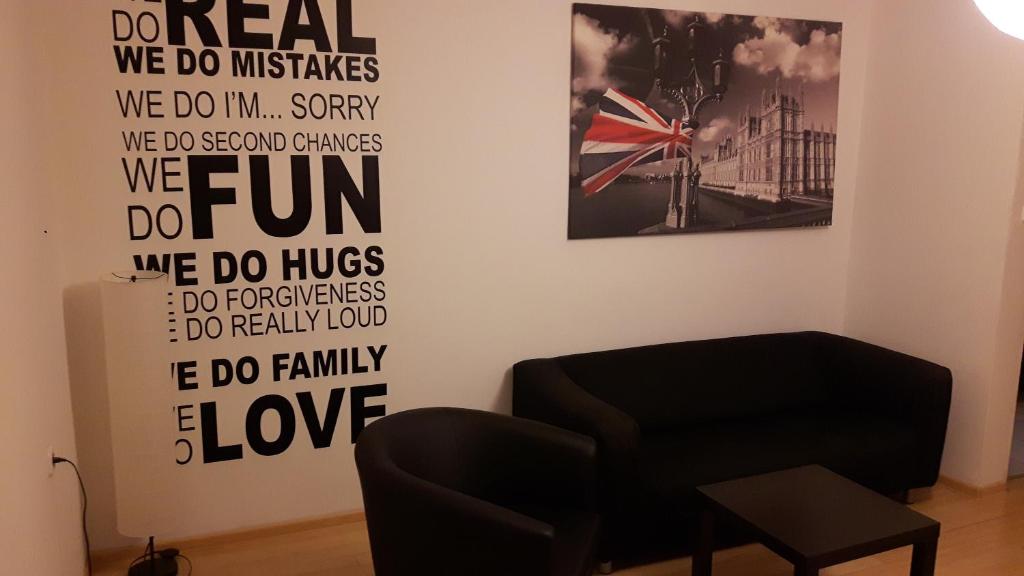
95, 478, 1024, 575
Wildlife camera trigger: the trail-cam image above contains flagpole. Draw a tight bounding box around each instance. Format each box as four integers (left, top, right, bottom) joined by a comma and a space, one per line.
652, 15, 731, 230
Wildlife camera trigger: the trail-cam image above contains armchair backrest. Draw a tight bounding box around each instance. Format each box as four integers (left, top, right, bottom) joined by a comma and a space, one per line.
358, 408, 467, 491
355, 408, 598, 576
359, 408, 588, 495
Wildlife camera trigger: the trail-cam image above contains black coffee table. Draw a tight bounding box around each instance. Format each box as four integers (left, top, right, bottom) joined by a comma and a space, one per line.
693, 465, 940, 576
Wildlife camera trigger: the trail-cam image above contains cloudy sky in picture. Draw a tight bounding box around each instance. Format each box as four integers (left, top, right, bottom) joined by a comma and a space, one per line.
569, 4, 842, 175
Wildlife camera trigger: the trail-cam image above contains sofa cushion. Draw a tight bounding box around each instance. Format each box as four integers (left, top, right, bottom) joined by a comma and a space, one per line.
815, 413, 920, 494
637, 413, 918, 510
556, 332, 832, 432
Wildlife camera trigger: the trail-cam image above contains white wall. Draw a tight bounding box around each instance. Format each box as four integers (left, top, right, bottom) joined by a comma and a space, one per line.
379, 0, 872, 412
24, 0, 1024, 555
34, 0, 874, 550
0, 2, 87, 573
13, 0, 1024, 559
16, 0, 1024, 564
845, 0, 1024, 487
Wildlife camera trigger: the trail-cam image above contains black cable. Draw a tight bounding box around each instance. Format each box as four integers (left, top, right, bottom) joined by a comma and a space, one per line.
51, 458, 184, 576
127, 538, 191, 575
177, 553, 192, 576
127, 549, 152, 570
53, 457, 92, 576
111, 272, 167, 283
127, 537, 156, 571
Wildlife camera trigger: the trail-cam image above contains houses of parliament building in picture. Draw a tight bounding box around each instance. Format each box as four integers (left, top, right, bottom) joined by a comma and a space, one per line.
701, 80, 837, 203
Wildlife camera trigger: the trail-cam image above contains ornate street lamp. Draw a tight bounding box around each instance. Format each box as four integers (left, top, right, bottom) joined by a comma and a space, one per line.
712, 51, 731, 99
654, 14, 731, 229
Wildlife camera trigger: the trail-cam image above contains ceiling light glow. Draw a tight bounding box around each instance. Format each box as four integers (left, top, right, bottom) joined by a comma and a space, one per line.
974, 0, 1024, 41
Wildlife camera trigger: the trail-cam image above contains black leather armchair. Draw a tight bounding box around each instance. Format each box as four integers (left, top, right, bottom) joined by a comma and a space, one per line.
355, 407, 601, 576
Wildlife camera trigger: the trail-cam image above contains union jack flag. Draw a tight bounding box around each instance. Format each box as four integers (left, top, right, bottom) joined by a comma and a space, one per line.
579, 88, 693, 197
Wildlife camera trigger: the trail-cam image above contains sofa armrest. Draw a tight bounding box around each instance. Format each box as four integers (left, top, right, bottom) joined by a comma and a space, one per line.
823, 335, 953, 484
513, 359, 641, 495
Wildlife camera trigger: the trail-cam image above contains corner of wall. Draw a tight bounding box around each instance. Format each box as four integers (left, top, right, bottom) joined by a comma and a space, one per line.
0, 2, 86, 574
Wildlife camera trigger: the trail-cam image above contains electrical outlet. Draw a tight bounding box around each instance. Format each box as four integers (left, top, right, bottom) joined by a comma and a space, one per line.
48, 446, 55, 477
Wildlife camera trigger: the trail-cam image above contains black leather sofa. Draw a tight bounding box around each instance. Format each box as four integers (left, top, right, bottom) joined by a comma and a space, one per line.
355, 408, 601, 576
513, 331, 952, 568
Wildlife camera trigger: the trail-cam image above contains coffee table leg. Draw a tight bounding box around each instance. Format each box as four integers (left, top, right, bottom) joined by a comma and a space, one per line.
910, 538, 938, 576
692, 508, 714, 576
794, 565, 819, 576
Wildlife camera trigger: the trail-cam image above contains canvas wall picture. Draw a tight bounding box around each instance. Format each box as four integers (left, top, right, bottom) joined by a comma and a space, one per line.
569, 4, 843, 239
